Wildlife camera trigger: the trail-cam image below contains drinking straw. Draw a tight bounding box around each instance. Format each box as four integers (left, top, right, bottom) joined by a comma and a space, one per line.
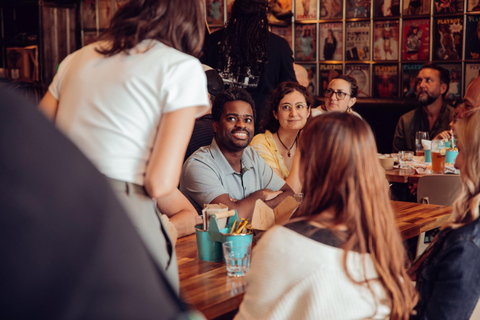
451, 130, 454, 149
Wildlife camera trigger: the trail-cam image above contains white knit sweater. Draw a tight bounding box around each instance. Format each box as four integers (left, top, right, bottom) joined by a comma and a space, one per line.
234, 226, 391, 320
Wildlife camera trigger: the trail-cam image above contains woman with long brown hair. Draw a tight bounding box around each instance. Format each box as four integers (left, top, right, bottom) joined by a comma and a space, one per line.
412, 108, 480, 319
39, 0, 209, 292
235, 113, 417, 320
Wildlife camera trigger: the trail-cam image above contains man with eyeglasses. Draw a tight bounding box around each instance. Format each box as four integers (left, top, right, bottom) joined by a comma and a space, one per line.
180, 87, 294, 219
393, 64, 454, 153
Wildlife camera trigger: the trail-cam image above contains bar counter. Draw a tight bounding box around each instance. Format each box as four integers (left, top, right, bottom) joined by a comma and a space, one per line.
176, 201, 452, 319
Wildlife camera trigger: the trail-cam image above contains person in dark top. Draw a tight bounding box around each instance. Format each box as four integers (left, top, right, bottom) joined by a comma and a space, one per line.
185, 65, 225, 161
0, 88, 202, 320
201, 0, 296, 132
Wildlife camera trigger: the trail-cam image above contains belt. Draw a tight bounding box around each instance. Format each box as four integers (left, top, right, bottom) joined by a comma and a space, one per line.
106, 177, 147, 196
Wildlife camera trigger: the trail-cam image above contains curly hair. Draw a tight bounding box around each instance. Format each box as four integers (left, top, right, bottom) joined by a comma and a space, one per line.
212, 87, 256, 123
219, 0, 269, 79
96, 0, 205, 58
260, 81, 314, 133
332, 74, 359, 98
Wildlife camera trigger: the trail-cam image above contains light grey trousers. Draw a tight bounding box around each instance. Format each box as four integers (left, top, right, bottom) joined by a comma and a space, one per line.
106, 177, 179, 294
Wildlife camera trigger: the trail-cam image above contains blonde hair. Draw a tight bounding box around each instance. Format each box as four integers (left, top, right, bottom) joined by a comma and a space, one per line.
449, 108, 480, 229
297, 113, 418, 320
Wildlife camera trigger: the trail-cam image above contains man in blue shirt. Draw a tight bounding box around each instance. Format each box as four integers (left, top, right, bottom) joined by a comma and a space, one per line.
180, 88, 294, 219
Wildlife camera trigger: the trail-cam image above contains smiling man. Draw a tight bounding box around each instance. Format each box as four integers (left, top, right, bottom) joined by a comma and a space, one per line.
393, 64, 455, 152
180, 88, 293, 219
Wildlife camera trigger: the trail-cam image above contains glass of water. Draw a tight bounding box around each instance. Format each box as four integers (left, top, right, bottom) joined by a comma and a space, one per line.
222, 241, 251, 277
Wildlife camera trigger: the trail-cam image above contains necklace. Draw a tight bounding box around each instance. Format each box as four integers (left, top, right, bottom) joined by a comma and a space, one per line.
277, 132, 297, 157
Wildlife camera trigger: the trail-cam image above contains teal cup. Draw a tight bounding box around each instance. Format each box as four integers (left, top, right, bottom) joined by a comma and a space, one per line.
445, 150, 458, 164
424, 149, 432, 163
195, 225, 224, 262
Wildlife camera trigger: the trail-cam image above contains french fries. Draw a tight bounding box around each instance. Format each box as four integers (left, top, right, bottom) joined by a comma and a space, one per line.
229, 218, 250, 235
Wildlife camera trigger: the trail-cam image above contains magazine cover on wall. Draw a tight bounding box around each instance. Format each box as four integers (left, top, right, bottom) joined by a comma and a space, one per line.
300, 64, 318, 95
319, 64, 343, 96
468, 0, 480, 11
373, 20, 399, 60
434, 0, 463, 14
403, 0, 430, 15
296, 0, 318, 19
373, 64, 399, 98
208, 26, 223, 34
206, 0, 224, 25
402, 19, 430, 60
438, 64, 462, 100
373, 0, 400, 17
295, 24, 316, 60
320, 0, 343, 19
227, 0, 235, 19
402, 63, 422, 99
346, 21, 370, 61
98, 0, 113, 29
466, 15, 480, 60
346, 0, 371, 18
319, 23, 343, 60
465, 64, 480, 91
345, 64, 370, 97
433, 17, 463, 61
271, 26, 293, 49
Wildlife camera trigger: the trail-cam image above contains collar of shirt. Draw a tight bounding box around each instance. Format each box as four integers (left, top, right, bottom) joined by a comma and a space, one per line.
208, 138, 254, 177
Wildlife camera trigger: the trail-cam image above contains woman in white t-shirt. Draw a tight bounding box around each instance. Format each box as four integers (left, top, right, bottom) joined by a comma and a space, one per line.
39, 0, 209, 292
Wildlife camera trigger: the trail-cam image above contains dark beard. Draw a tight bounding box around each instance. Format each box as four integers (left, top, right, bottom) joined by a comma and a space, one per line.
417, 92, 438, 107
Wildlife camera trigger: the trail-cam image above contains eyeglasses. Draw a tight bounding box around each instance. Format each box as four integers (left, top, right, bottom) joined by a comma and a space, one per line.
324, 89, 350, 100
279, 103, 308, 113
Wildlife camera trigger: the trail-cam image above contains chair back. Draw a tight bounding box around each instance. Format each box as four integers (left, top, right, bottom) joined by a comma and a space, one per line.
417, 175, 462, 206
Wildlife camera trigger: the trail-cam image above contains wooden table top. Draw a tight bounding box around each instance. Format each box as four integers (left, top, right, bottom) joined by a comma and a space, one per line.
177, 201, 452, 319
385, 168, 427, 184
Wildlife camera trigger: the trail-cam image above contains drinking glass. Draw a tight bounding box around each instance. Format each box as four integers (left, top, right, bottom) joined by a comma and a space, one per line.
398, 151, 414, 169
415, 131, 429, 156
222, 241, 251, 277
431, 140, 446, 173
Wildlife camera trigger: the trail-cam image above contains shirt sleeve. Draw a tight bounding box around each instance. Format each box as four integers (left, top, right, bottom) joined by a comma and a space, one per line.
48, 53, 76, 100
250, 134, 281, 173
180, 158, 230, 212
162, 57, 210, 118
392, 116, 407, 153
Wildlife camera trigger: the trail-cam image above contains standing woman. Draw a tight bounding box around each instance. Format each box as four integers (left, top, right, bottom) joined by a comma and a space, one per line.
236, 113, 417, 320
39, 0, 209, 292
411, 108, 480, 319
250, 81, 312, 180
323, 29, 337, 60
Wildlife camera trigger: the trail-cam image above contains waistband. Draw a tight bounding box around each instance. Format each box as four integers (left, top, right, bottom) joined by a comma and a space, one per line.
106, 177, 147, 196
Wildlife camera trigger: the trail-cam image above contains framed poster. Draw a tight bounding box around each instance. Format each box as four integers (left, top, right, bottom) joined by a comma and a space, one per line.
346, 21, 370, 61
402, 63, 422, 99
346, 0, 371, 18
98, 0, 113, 29
82, 0, 96, 29
403, 0, 430, 16
466, 15, 480, 60
319, 22, 343, 61
295, 24, 316, 61
319, 64, 343, 96
433, 17, 463, 61
468, 0, 480, 12
320, 0, 343, 19
271, 26, 293, 49
206, 0, 224, 25
402, 19, 430, 61
465, 63, 480, 92
373, 64, 399, 98
373, 0, 400, 17
373, 20, 400, 60
434, 0, 463, 14
438, 63, 462, 100
345, 64, 371, 97
300, 64, 318, 95
295, 0, 318, 20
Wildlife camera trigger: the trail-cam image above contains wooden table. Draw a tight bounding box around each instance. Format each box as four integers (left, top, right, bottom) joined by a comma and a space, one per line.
385, 168, 426, 184
177, 201, 452, 319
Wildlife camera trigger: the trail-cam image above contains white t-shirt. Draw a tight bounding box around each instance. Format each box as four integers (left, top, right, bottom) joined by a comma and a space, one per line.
50, 40, 209, 185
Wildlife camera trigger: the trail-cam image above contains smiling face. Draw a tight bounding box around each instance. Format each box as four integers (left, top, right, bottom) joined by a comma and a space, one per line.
213, 100, 254, 152
325, 79, 356, 112
274, 90, 311, 131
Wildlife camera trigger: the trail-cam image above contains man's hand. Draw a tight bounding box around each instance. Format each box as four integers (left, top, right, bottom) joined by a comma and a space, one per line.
434, 130, 452, 140
262, 189, 284, 201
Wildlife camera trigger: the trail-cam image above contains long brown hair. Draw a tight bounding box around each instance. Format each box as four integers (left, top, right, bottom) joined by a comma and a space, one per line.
97, 0, 205, 57
297, 113, 418, 320
449, 108, 480, 229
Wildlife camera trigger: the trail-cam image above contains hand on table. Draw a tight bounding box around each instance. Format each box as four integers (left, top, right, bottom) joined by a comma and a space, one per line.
434, 130, 452, 140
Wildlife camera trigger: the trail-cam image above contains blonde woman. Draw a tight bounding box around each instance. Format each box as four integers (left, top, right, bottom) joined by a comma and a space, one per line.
236, 113, 417, 320
412, 108, 480, 319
